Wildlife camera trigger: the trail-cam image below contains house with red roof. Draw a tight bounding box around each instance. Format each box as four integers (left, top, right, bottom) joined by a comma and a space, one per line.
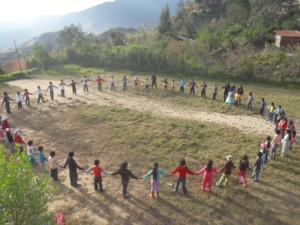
274, 30, 300, 47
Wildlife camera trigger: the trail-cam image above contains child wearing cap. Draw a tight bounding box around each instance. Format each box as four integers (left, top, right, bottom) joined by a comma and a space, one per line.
216, 155, 235, 187
85, 159, 109, 192
14, 129, 26, 152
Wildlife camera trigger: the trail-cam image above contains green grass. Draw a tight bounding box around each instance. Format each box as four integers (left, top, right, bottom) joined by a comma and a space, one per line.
68, 104, 300, 225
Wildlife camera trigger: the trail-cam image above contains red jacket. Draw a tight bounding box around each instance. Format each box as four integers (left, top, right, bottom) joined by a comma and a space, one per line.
171, 165, 194, 178
1, 120, 10, 131
15, 134, 26, 145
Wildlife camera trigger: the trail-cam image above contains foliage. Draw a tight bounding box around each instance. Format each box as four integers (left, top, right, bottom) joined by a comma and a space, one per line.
0, 150, 55, 225
158, 5, 172, 36
0, 67, 5, 75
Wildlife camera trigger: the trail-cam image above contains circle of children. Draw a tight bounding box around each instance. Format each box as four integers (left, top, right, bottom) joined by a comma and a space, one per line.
0, 74, 297, 198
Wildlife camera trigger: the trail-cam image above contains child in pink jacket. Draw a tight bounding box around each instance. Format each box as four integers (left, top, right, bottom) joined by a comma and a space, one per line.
196, 160, 220, 192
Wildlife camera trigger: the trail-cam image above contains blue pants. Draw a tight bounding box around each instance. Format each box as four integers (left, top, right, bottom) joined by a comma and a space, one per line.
175, 177, 187, 193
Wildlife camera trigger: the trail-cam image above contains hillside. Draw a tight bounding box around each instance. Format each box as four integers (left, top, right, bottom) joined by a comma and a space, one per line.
0, 0, 180, 50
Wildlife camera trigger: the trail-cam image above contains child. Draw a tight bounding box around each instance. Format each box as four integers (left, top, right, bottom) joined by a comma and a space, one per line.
246, 92, 254, 111
80, 76, 91, 93
69, 80, 78, 95
15, 91, 23, 110
59, 80, 66, 97
110, 76, 115, 91
38, 146, 48, 171
95, 76, 105, 92
144, 78, 149, 89
5, 128, 15, 153
171, 80, 176, 92
260, 143, 267, 171
179, 79, 186, 94
264, 136, 271, 164
237, 155, 250, 187
23, 89, 32, 106
46, 82, 58, 101
251, 152, 262, 182
1, 92, 13, 113
122, 76, 128, 92
281, 130, 291, 157
224, 89, 234, 108
196, 160, 220, 192
216, 155, 235, 187
279, 117, 287, 138
85, 159, 109, 192
212, 84, 218, 100
259, 98, 266, 116
200, 81, 207, 97
1, 116, 10, 131
163, 79, 168, 91
151, 72, 157, 89
234, 91, 241, 107
270, 129, 281, 160
34, 86, 45, 103
111, 162, 139, 198
188, 80, 197, 95
141, 162, 168, 198
133, 76, 139, 88
27, 140, 37, 165
268, 102, 275, 121
170, 159, 195, 194
14, 129, 26, 152
63, 151, 84, 187
48, 151, 61, 181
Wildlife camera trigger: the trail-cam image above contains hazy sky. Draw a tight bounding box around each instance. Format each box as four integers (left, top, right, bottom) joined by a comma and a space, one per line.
0, 0, 113, 22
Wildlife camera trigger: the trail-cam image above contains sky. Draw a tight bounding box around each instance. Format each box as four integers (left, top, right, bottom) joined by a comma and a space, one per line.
0, 0, 113, 22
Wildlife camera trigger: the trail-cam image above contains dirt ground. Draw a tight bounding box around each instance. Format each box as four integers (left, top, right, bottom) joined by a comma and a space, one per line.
2, 79, 299, 225
8, 79, 274, 136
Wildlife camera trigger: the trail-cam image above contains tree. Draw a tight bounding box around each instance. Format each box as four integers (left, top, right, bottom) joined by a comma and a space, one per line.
56, 24, 85, 49
158, 5, 172, 36
0, 150, 55, 225
32, 44, 53, 70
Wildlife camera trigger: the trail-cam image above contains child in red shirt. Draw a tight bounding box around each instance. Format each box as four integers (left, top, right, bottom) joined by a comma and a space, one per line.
85, 159, 109, 192
196, 160, 220, 192
170, 159, 195, 194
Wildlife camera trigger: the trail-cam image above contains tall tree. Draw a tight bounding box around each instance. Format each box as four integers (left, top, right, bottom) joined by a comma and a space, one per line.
158, 5, 172, 36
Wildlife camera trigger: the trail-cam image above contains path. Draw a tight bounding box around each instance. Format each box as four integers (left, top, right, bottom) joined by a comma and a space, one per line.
8, 79, 274, 135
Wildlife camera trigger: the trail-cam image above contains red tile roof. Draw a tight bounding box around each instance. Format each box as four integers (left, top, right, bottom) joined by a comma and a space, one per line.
274, 30, 300, 37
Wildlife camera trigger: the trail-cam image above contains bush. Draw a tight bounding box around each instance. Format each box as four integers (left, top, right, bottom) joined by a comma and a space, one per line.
0, 67, 5, 75
0, 150, 55, 225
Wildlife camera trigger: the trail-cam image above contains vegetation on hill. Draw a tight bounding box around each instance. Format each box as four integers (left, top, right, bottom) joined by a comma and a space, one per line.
23, 0, 300, 83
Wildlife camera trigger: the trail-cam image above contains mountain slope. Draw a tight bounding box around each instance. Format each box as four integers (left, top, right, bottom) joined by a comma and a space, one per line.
0, 0, 180, 50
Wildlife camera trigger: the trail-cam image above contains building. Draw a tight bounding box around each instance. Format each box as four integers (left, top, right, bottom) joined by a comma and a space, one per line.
274, 30, 300, 47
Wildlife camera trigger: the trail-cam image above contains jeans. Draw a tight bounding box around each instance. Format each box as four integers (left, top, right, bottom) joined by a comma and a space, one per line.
123, 84, 127, 92
94, 176, 103, 191
252, 169, 260, 181
201, 90, 206, 97
5, 103, 11, 113
175, 177, 187, 194
190, 88, 195, 95
61, 89, 65, 97
25, 98, 30, 106
111, 83, 115, 91
180, 86, 184, 94
213, 93, 217, 100
152, 81, 156, 89
268, 112, 274, 120
122, 180, 129, 196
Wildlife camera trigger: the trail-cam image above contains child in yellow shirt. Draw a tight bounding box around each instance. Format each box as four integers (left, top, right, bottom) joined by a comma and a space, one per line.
234, 92, 241, 107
